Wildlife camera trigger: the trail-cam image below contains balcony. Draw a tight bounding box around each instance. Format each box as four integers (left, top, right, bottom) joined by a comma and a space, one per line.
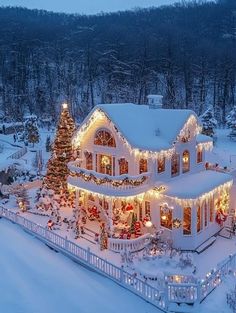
68, 161, 151, 197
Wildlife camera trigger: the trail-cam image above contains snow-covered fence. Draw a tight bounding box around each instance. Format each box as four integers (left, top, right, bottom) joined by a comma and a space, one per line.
0, 207, 167, 312
7, 146, 27, 160
108, 233, 151, 253
199, 253, 236, 302
2, 206, 235, 309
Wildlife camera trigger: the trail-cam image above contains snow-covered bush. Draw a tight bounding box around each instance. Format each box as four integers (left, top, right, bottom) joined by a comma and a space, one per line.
24, 116, 40, 147
200, 106, 218, 138
226, 106, 236, 140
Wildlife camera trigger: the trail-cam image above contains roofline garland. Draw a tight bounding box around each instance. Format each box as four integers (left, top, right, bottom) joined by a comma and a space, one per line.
72, 108, 202, 159
164, 180, 233, 206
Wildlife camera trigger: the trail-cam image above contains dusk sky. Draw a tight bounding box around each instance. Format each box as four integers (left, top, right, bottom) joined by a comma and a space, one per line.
0, 0, 182, 14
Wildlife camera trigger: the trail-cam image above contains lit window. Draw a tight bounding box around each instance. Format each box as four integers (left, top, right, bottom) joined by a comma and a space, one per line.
94, 129, 116, 147
182, 150, 190, 173
139, 159, 148, 174
145, 201, 151, 217
204, 201, 208, 227
160, 204, 172, 230
171, 153, 180, 177
183, 207, 191, 235
197, 146, 203, 163
157, 156, 165, 173
197, 204, 203, 232
119, 158, 128, 175
85, 151, 93, 170
209, 196, 214, 222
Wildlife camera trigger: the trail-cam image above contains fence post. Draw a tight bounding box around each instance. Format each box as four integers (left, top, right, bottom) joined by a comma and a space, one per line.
87, 247, 91, 264
120, 265, 124, 283
65, 236, 69, 250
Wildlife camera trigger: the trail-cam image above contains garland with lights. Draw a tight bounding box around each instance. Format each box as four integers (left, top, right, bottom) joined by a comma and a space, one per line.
69, 169, 148, 187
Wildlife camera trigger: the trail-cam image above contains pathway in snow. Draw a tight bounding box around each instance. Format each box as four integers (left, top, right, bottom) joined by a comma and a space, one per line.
0, 219, 159, 313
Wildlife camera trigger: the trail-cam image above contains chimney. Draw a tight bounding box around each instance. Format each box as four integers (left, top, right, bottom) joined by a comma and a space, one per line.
147, 95, 163, 109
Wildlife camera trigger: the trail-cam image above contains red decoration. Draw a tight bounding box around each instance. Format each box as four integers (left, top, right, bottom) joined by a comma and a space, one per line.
215, 209, 227, 226
126, 203, 133, 211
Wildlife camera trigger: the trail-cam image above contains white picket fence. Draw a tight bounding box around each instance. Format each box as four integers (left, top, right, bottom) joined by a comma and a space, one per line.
0, 207, 167, 312
1, 206, 236, 311
7, 146, 27, 160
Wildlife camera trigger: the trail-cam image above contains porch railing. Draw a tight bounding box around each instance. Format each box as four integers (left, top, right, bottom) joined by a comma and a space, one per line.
108, 233, 151, 253
68, 162, 151, 192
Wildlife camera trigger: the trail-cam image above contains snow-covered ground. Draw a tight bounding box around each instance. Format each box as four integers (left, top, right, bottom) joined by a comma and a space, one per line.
0, 218, 158, 313
206, 128, 236, 169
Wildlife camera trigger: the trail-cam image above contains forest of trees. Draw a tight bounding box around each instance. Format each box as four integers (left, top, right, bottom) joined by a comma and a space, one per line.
0, 0, 235, 123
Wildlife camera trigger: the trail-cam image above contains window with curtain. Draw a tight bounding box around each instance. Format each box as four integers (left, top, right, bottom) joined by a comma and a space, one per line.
139, 158, 148, 174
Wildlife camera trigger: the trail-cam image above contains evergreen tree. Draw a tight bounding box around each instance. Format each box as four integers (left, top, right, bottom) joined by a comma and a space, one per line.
226, 106, 236, 139
200, 106, 218, 137
43, 104, 76, 194
130, 212, 137, 234
24, 116, 40, 146
45, 135, 51, 152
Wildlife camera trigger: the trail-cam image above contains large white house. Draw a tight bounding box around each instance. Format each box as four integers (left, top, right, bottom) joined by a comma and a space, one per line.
68, 95, 233, 251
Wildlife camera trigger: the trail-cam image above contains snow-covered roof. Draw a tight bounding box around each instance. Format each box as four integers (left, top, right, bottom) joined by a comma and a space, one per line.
80, 103, 198, 152
196, 133, 213, 144
165, 170, 232, 199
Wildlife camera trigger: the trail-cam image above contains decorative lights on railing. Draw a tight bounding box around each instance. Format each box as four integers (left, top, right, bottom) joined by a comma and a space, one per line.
68, 163, 149, 187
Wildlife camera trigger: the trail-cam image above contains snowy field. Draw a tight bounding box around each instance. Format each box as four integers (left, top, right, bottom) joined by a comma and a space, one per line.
0, 218, 158, 313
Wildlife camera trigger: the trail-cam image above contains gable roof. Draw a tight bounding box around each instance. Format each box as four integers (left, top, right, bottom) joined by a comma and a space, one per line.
76, 103, 199, 152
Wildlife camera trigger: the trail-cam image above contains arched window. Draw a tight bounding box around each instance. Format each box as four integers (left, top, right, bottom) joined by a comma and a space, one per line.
182, 150, 190, 173
94, 129, 116, 147
139, 158, 148, 174
171, 153, 180, 177
119, 158, 128, 175
197, 146, 203, 163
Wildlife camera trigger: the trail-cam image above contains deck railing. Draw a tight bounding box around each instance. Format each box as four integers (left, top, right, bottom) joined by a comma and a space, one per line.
108, 233, 151, 253
1, 206, 236, 310
68, 162, 151, 192
7, 146, 27, 160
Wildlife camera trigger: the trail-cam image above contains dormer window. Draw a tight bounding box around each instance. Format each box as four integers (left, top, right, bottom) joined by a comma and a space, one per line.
171, 153, 180, 177
119, 158, 128, 175
139, 158, 148, 174
157, 156, 165, 173
197, 146, 203, 163
94, 129, 116, 147
182, 150, 190, 173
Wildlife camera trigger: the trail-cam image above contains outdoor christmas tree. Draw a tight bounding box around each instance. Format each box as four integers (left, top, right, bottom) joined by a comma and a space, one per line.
43, 103, 76, 194
100, 223, 108, 250
24, 116, 40, 146
200, 106, 217, 137
226, 106, 236, 139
